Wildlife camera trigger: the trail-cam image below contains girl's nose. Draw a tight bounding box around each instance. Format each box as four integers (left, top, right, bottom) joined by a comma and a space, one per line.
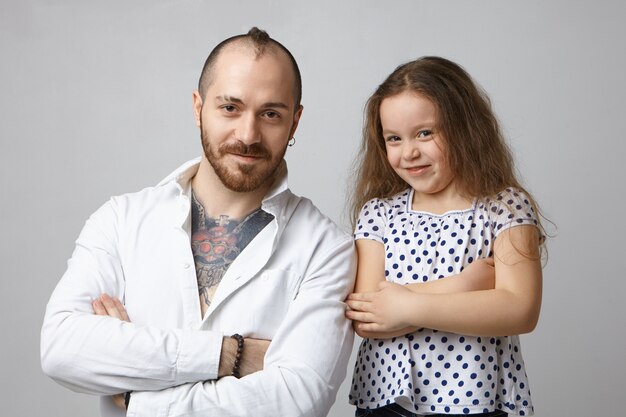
402, 142, 420, 160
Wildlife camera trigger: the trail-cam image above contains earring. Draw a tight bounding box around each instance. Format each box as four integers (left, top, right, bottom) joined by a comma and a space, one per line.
288, 137, 296, 147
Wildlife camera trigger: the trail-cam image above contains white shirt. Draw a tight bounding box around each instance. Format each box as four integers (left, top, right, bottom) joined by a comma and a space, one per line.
41, 158, 357, 417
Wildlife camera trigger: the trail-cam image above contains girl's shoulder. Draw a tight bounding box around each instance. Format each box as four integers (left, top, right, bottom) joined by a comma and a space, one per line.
355, 189, 412, 236
480, 187, 534, 212
492, 187, 532, 203
477, 187, 540, 234
360, 188, 412, 214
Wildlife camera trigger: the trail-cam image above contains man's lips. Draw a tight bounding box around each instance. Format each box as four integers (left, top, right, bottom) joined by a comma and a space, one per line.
229, 152, 265, 163
220, 141, 271, 161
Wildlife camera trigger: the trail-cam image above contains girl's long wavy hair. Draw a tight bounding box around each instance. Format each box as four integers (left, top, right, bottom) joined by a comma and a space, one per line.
350, 56, 546, 252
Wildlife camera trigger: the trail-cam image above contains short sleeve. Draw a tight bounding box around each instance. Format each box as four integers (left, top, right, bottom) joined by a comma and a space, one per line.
487, 187, 540, 238
354, 198, 388, 243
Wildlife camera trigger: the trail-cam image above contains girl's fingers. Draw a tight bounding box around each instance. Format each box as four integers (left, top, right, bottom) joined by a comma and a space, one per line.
346, 299, 373, 313
345, 309, 376, 323
346, 292, 375, 301
356, 321, 399, 333
355, 321, 381, 333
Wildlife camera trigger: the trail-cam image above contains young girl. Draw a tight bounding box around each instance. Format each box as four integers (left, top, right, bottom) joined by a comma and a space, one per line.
345, 56, 544, 417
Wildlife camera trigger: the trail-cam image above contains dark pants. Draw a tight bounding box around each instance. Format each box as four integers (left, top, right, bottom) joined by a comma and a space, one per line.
355, 403, 508, 417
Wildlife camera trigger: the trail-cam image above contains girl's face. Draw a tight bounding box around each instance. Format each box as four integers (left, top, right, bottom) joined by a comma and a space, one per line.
380, 91, 456, 204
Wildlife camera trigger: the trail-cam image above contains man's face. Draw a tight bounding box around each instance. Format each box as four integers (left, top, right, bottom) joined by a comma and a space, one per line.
195, 45, 302, 192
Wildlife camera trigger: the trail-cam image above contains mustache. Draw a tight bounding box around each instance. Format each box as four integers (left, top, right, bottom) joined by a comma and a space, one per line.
219, 141, 271, 159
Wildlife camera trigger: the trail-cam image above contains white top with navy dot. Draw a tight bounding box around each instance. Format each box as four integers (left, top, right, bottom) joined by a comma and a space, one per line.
349, 187, 539, 416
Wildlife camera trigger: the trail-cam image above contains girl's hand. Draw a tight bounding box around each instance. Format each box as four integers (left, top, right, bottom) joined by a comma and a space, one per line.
459, 258, 496, 292
346, 281, 416, 333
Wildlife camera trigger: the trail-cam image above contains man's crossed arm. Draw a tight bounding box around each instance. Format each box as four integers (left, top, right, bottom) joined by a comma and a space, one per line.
92, 294, 269, 409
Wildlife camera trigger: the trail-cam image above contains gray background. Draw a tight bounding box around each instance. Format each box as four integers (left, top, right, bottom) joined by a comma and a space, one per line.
1, 0, 624, 416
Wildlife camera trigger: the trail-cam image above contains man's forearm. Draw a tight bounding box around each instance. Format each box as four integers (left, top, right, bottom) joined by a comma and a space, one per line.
41, 310, 222, 394
218, 336, 269, 378
94, 295, 269, 382
127, 303, 354, 417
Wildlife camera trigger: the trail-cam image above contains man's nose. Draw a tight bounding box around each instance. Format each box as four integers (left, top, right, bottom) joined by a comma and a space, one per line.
235, 113, 260, 144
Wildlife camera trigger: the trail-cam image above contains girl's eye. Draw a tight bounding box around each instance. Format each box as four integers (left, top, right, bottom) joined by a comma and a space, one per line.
385, 135, 401, 143
417, 130, 433, 140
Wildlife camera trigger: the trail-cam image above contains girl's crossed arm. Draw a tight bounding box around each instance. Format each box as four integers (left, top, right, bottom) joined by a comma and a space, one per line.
346, 225, 542, 338
347, 238, 498, 339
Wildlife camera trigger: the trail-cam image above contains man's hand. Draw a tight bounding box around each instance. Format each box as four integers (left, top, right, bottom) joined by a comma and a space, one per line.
92, 293, 130, 322
218, 337, 270, 378
93, 293, 270, 397
92, 294, 130, 410
111, 393, 126, 410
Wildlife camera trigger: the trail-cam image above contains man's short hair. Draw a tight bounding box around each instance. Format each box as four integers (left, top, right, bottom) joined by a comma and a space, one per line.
198, 27, 302, 109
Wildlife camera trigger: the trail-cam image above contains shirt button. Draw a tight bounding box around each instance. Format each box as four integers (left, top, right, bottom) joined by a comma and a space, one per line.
183, 263, 191, 269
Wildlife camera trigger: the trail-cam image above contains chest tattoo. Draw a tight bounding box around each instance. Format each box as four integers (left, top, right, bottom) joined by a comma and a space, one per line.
190, 193, 273, 310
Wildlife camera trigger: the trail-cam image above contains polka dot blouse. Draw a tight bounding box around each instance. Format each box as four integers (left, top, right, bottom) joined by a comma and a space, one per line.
349, 187, 540, 416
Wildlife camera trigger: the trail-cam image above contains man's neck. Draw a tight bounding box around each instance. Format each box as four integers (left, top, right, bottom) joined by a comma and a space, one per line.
190, 156, 273, 220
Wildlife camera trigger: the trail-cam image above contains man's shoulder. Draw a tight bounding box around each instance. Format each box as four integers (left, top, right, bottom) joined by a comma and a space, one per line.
108, 158, 199, 211
108, 182, 177, 211
283, 194, 352, 244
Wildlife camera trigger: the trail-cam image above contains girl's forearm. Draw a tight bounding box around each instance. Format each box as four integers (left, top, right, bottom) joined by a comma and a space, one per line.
406, 258, 495, 294
403, 288, 541, 336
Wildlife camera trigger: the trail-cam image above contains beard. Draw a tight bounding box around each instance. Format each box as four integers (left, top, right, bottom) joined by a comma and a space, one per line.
200, 119, 288, 192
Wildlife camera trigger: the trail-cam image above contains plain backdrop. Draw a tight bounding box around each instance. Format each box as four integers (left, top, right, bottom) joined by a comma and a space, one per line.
1, 1, 625, 416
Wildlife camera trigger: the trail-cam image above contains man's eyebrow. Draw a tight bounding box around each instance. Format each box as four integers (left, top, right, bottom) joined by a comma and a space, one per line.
262, 101, 289, 110
215, 96, 289, 110
215, 95, 244, 104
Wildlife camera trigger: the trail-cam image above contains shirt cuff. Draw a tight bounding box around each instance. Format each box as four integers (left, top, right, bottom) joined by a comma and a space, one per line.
126, 390, 168, 417
176, 329, 222, 382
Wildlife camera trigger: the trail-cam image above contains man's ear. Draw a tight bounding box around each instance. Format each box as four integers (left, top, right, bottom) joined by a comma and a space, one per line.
290, 105, 304, 138
192, 90, 203, 127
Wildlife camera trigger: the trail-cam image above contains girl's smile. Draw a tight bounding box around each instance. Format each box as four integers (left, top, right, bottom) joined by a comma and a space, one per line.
380, 91, 456, 206
404, 164, 431, 176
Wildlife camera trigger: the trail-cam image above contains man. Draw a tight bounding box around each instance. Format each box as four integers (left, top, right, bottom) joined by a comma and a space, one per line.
41, 28, 356, 417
